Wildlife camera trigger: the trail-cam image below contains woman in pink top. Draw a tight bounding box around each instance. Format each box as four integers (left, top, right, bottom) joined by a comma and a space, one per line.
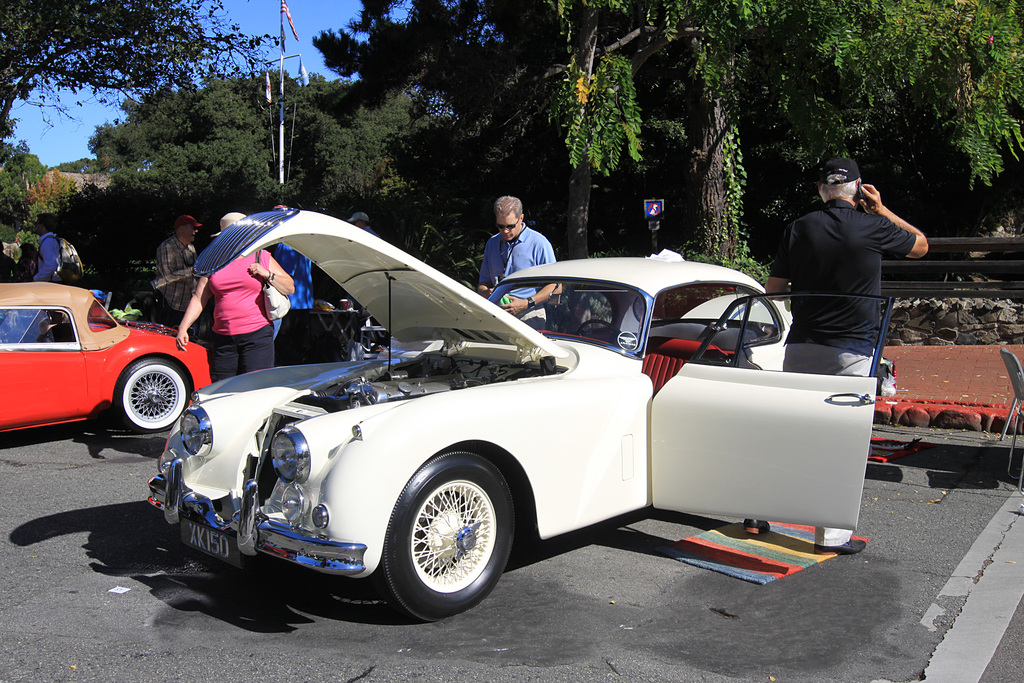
176, 213, 295, 381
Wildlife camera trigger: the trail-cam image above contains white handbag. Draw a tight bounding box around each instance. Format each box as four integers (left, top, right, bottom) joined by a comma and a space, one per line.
264, 282, 291, 320
258, 252, 291, 320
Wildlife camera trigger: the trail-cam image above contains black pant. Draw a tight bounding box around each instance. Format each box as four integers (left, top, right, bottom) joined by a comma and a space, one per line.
209, 324, 275, 381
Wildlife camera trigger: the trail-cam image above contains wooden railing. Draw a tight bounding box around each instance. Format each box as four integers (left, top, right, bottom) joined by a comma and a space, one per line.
881, 236, 1024, 299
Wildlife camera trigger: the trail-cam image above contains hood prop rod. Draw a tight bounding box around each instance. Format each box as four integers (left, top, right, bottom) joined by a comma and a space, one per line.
385, 272, 395, 374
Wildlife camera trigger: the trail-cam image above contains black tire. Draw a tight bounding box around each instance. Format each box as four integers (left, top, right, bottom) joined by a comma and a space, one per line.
113, 357, 191, 433
374, 451, 514, 621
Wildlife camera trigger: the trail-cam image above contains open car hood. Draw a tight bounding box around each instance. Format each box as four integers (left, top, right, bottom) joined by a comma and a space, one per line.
194, 210, 569, 362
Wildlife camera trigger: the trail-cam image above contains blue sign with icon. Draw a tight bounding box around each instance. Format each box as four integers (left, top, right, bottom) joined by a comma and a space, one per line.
644, 199, 664, 218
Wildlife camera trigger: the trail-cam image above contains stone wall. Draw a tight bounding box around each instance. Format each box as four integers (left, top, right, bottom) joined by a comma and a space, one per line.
886, 298, 1024, 346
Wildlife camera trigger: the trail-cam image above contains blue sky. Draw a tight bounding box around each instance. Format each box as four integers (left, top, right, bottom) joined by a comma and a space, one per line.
10, 0, 362, 167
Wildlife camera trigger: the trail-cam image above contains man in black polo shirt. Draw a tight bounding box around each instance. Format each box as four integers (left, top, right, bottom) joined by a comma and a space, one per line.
749, 158, 928, 555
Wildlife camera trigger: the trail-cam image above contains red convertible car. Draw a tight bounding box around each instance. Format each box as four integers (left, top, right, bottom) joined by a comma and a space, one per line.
0, 283, 211, 433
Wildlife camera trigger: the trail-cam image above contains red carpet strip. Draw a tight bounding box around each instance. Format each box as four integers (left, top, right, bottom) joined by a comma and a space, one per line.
869, 437, 937, 463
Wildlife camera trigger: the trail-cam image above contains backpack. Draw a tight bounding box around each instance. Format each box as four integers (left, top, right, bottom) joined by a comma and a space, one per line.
42, 233, 84, 283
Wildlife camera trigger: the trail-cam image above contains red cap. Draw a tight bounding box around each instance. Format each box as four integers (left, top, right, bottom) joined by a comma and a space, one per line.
175, 214, 202, 228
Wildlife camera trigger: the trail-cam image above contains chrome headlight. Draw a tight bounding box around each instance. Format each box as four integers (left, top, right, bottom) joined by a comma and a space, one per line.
271, 427, 311, 483
281, 483, 309, 525
179, 405, 212, 457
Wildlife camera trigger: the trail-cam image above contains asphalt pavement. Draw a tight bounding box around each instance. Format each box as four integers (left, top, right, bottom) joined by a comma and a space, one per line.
1, 419, 1022, 682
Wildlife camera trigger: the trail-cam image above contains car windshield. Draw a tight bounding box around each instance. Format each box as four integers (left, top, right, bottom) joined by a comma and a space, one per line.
491, 279, 647, 354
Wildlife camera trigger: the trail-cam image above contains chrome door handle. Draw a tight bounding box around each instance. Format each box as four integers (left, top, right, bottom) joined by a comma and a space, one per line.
825, 392, 873, 405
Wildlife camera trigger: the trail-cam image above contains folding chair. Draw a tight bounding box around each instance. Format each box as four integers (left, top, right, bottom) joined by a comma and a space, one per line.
999, 348, 1024, 493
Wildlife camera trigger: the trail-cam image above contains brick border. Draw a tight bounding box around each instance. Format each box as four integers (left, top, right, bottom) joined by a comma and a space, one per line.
875, 397, 1018, 433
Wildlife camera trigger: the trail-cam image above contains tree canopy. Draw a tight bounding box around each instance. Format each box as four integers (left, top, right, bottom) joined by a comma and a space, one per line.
0, 0, 265, 139
52, 74, 439, 291
9, 0, 1024, 294
0, 141, 46, 226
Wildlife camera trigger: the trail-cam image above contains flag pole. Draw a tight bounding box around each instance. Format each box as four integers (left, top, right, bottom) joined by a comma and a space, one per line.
278, 4, 286, 185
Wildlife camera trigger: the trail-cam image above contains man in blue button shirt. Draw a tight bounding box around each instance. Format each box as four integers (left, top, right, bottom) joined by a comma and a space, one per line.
477, 196, 556, 328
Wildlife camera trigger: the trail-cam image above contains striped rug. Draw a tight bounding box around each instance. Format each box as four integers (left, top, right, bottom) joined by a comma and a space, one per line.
658, 522, 868, 585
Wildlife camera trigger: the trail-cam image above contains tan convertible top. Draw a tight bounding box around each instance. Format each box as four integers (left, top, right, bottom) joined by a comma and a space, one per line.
0, 282, 130, 350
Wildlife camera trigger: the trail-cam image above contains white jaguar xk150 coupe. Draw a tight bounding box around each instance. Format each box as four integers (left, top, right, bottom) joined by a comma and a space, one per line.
148, 209, 886, 620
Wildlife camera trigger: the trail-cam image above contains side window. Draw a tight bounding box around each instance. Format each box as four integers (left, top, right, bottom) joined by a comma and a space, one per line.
87, 300, 118, 331
0, 308, 76, 346
652, 284, 744, 321
648, 283, 750, 350
46, 310, 76, 343
744, 298, 782, 346
690, 296, 784, 367
0, 309, 48, 344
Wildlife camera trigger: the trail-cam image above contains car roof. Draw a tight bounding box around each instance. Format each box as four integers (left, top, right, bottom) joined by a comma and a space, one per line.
506, 257, 765, 297
0, 282, 129, 350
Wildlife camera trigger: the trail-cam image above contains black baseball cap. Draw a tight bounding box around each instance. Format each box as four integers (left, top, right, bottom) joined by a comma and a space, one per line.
819, 158, 860, 184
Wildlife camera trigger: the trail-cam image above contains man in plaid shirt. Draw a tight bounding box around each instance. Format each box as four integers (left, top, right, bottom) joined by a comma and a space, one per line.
154, 215, 201, 329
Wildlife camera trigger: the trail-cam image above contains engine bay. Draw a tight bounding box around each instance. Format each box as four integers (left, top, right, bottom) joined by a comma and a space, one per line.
292, 351, 561, 413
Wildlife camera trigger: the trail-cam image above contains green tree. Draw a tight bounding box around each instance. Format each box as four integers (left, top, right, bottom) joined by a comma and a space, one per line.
56, 158, 107, 174
315, 0, 571, 250
90, 77, 280, 204
551, 0, 1024, 258
550, 1, 683, 258
62, 74, 424, 290
276, 75, 418, 211
0, 0, 265, 139
0, 142, 46, 225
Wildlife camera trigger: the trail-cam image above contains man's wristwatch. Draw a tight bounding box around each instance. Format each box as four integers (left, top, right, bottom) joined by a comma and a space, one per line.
527, 297, 536, 309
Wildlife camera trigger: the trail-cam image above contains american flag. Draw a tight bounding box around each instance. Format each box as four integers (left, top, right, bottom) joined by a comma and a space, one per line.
265, 72, 272, 103
282, 0, 299, 42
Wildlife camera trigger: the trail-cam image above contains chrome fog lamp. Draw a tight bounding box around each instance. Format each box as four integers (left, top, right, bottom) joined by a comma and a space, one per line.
271, 427, 311, 483
311, 504, 330, 529
157, 450, 173, 473
281, 483, 308, 525
179, 405, 212, 457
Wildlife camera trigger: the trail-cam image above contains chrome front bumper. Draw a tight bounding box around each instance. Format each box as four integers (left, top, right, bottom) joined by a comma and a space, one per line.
148, 457, 367, 576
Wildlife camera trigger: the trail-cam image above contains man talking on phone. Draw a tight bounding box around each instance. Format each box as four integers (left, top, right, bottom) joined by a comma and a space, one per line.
746, 158, 928, 555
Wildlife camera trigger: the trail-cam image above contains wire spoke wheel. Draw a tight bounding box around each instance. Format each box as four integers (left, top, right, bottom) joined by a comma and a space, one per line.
376, 452, 514, 621
115, 358, 189, 432
411, 479, 495, 593
129, 369, 180, 421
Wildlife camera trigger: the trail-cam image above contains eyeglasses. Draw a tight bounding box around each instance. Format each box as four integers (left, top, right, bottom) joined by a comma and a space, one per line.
496, 220, 520, 231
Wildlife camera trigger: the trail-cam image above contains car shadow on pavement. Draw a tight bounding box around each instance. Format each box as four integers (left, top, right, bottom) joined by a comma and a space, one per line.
1, 419, 167, 460
865, 440, 1009, 491
506, 508, 718, 571
8, 500, 415, 629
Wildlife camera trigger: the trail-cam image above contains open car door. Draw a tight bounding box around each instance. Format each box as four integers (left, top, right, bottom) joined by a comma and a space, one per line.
650, 294, 889, 531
